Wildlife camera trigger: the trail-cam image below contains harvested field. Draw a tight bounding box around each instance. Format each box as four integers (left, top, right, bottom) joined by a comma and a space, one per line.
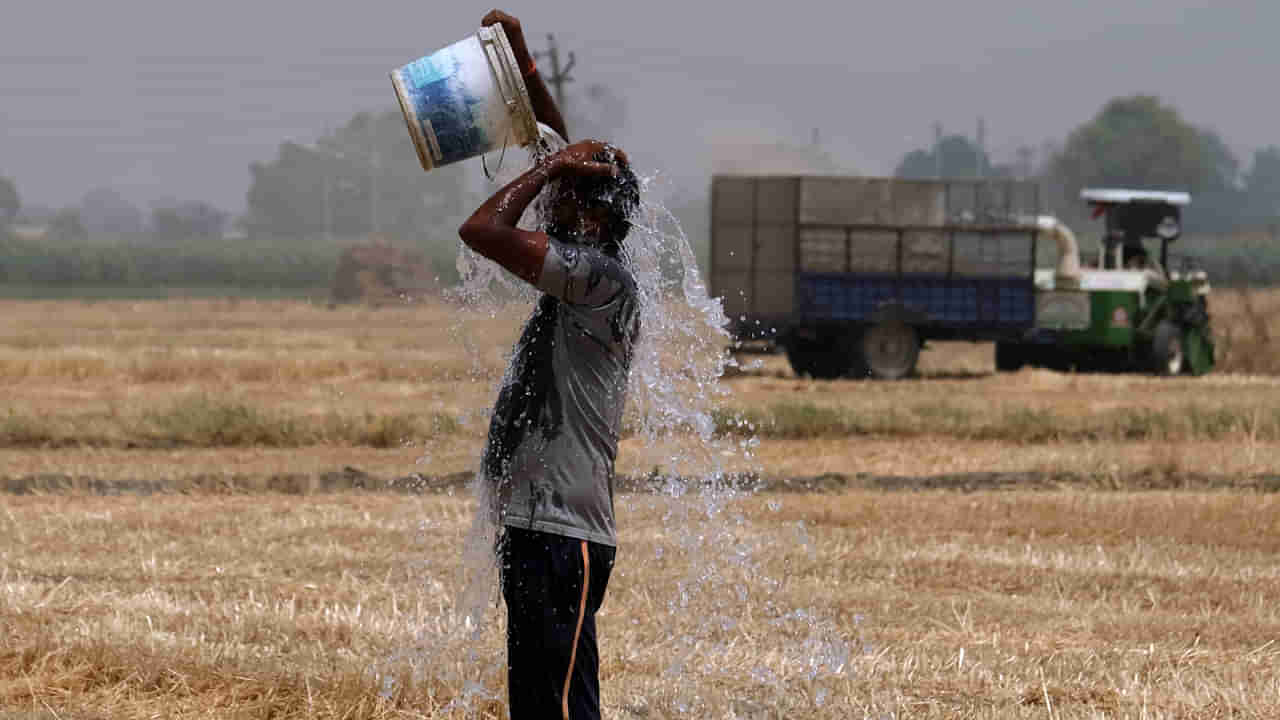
3, 295, 1280, 718
3, 491, 1279, 719
4, 295, 1280, 482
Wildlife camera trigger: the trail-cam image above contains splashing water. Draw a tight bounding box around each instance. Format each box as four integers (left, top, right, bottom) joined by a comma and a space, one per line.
387, 142, 855, 715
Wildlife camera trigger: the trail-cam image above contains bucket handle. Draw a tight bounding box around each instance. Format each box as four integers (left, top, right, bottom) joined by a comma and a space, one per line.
479, 27, 520, 116
479, 24, 536, 145
481, 131, 511, 181
478, 25, 523, 180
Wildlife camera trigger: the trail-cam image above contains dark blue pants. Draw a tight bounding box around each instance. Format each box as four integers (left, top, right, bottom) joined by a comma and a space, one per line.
500, 527, 616, 720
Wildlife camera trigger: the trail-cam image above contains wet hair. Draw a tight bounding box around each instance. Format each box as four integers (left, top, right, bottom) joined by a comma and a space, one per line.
549, 148, 640, 258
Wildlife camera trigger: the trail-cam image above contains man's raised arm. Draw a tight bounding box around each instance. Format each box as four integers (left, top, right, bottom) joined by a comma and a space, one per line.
482, 10, 570, 143
458, 141, 617, 284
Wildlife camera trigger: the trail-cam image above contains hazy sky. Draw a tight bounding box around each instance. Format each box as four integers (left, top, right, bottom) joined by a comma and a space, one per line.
2, 0, 1275, 214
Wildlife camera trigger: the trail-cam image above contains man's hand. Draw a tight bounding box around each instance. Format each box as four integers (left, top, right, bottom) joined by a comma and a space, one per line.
482, 10, 533, 69
547, 140, 627, 180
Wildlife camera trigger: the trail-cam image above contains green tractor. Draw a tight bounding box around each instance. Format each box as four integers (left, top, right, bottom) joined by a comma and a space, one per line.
996, 188, 1215, 376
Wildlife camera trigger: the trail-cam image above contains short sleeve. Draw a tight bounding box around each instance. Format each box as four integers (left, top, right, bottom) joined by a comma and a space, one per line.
537, 239, 635, 308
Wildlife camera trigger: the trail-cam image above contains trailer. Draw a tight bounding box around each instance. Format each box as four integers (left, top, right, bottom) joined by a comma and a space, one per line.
709, 176, 1214, 379
710, 175, 1052, 379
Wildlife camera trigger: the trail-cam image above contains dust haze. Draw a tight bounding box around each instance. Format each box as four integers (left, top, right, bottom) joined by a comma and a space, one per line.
4, 1, 1277, 215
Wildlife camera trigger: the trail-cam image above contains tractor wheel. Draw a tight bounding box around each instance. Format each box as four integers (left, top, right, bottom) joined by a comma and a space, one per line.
859, 323, 919, 380
994, 342, 1027, 372
785, 336, 850, 380
1151, 321, 1185, 376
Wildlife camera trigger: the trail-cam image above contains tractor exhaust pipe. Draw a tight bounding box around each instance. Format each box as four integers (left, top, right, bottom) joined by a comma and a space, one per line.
1030, 215, 1082, 289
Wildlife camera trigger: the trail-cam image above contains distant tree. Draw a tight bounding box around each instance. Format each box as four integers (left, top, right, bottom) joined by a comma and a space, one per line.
150, 208, 185, 239
80, 187, 144, 235
895, 135, 995, 179
0, 176, 18, 224
47, 208, 87, 242
1243, 146, 1280, 226
151, 201, 227, 241
1048, 95, 1247, 230
245, 110, 470, 245
246, 141, 331, 240
1195, 128, 1242, 192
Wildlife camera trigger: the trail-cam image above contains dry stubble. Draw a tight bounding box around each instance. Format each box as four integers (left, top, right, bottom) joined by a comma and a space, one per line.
2, 491, 1279, 718
3, 297, 1280, 717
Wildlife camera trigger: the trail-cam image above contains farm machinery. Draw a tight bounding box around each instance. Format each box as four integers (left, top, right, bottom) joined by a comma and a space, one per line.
997, 189, 1214, 376
709, 176, 1215, 378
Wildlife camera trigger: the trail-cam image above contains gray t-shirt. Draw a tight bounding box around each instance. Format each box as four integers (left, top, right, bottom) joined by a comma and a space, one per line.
484, 239, 640, 547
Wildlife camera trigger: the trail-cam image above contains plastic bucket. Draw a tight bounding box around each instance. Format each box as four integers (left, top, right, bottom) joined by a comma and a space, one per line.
390, 24, 538, 172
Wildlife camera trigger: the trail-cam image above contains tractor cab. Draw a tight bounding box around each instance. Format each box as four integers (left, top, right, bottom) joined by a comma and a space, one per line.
1081, 188, 1190, 283
1072, 188, 1213, 375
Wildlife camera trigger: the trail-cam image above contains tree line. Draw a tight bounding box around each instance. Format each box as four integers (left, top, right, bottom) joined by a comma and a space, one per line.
0, 232, 338, 291
2, 92, 1278, 294
0, 78, 629, 295
892, 95, 1280, 285
0, 110, 472, 294
895, 96, 1280, 234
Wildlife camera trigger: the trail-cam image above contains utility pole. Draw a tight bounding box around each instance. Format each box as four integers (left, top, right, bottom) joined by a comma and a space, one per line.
1016, 145, 1034, 180
322, 173, 331, 243
303, 139, 334, 242
535, 34, 576, 111
369, 119, 380, 236
976, 116, 986, 179
933, 122, 943, 179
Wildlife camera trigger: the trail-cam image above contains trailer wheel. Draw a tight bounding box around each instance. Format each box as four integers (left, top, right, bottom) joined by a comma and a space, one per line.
859, 323, 919, 380
994, 342, 1027, 372
1151, 321, 1185, 376
785, 337, 850, 380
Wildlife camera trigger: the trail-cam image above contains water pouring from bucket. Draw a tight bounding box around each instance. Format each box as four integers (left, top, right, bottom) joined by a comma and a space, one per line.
390, 22, 540, 172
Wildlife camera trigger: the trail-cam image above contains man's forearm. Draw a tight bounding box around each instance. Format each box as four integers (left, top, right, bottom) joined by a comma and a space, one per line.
525, 71, 569, 142
457, 139, 615, 285
457, 162, 554, 283
470, 161, 552, 231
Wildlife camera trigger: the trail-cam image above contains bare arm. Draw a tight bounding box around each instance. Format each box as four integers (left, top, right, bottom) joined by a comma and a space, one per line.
522, 60, 570, 142
482, 10, 570, 142
458, 162, 554, 284
458, 141, 616, 284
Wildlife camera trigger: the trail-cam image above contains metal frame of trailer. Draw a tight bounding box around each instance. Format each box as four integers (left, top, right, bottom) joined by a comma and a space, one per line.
710, 176, 1045, 376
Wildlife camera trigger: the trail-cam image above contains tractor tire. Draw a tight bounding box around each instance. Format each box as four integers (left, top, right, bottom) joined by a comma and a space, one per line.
859, 323, 919, 380
1183, 326, 1215, 376
1182, 298, 1215, 376
994, 342, 1027, 372
785, 336, 850, 380
1151, 321, 1185, 376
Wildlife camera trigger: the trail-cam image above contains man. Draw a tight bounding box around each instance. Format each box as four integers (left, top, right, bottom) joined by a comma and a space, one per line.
1123, 244, 1149, 270
458, 10, 642, 720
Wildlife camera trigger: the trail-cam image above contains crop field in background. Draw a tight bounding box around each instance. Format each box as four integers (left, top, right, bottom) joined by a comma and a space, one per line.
3, 293, 1280, 718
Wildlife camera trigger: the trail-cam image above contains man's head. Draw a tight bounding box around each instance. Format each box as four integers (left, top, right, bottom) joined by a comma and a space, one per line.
545, 146, 640, 258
